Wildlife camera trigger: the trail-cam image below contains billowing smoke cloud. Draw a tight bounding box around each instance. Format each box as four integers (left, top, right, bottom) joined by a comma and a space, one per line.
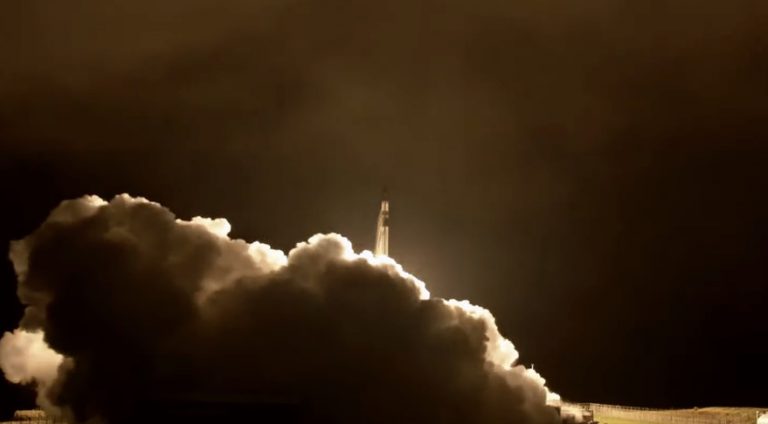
1, 195, 561, 423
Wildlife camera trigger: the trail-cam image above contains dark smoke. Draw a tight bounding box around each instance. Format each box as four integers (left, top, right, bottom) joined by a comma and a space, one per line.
2, 195, 560, 424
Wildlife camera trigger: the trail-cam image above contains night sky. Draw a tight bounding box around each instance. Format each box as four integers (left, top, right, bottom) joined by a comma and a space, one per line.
1, 0, 767, 416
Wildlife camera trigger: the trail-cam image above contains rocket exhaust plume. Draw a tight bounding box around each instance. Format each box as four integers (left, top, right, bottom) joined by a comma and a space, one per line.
1, 194, 561, 423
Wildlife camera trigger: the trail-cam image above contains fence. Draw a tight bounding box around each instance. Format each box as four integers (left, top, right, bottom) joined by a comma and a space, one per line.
573, 403, 760, 424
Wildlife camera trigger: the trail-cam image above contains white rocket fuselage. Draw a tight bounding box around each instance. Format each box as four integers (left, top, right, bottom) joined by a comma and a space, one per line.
375, 197, 389, 257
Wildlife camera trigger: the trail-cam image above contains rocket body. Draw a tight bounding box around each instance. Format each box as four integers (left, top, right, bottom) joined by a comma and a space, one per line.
374, 194, 389, 257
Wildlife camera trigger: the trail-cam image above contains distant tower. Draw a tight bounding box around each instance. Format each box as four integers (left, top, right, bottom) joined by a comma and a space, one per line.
374, 188, 389, 257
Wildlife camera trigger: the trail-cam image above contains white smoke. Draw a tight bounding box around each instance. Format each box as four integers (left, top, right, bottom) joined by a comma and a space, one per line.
0, 329, 65, 414
0, 194, 561, 423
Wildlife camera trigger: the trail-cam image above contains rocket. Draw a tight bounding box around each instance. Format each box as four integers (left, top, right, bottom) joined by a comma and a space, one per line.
374, 188, 389, 257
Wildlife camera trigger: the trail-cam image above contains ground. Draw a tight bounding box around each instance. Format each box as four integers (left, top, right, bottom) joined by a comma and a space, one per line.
596, 417, 655, 424
594, 407, 765, 424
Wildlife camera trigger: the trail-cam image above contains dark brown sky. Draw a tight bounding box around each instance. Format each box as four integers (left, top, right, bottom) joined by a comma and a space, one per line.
1, 0, 767, 414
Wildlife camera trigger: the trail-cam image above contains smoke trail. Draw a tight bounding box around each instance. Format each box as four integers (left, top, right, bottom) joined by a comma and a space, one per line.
1, 194, 561, 423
